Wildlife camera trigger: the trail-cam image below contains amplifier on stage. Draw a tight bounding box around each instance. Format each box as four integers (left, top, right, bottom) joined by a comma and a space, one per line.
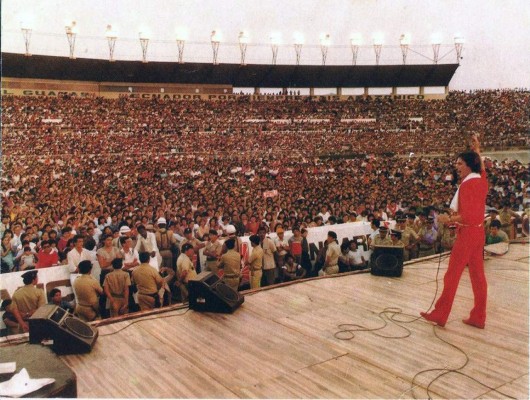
370, 246, 404, 277
29, 304, 98, 355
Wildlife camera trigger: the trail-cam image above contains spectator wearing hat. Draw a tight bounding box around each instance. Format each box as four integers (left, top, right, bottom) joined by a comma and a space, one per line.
440, 224, 458, 252
370, 225, 392, 249
176, 244, 197, 303
258, 226, 278, 286
273, 227, 289, 272
73, 260, 103, 322
418, 216, 437, 257
217, 238, 242, 292
319, 231, 340, 276
396, 217, 419, 261
203, 230, 222, 274
390, 230, 405, 248
155, 217, 178, 270
222, 225, 242, 254
246, 235, 263, 289
11, 270, 45, 322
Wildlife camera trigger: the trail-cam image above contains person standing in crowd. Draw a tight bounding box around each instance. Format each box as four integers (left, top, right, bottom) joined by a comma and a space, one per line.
103, 258, 131, 317
155, 217, 177, 269
300, 228, 312, 276
258, 226, 277, 286
135, 224, 160, 270
390, 230, 405, 248
74, 260, 103, 322
370, 225, 392, 249
132, 252, 164, 310
246, 235, 263, 289
12, 270, 45, 321
396, 216, 419, 261
418, 216, 437, 257
421, 135, 488, 329
176, 243, 197, 303
67, 235, 91, 273
36, 240, 59, 268
319, 231, 340, 276
439, 224, 458, 252
217, 238, 241, 291
203, 229, 222, 274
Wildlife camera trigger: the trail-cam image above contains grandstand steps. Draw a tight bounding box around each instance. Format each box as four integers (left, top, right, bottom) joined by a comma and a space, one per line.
61, 243, 529, 399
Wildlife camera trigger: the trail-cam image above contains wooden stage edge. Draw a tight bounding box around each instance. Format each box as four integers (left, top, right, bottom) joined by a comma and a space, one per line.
32, 242, 530, 398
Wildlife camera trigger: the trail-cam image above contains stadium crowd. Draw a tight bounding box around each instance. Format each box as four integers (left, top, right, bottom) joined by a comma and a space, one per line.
1, 89, 529, 330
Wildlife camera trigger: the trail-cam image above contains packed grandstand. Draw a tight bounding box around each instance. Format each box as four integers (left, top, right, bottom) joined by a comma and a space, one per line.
1, 76, 529, 329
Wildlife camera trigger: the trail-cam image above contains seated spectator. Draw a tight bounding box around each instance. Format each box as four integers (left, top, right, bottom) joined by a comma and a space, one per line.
282, 254, 306, 281
486, 220, 509, 245
48, 288, 75, 313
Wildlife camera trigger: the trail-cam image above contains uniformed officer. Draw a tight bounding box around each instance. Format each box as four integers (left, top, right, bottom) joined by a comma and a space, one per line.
371, 226, 392, 248
103, 258, 131, 317
12, 270, 45, 320
176, 244, 197, 303
132, 252, 164, 310
390, 230, 405, 248
74, 260, 103, 321
203, 230, 223, 274
418, 216, 437, 257
246, 235, 263, 289
396, 217, 419, 260
440, 224, 458, 251
217, 237, 241, 291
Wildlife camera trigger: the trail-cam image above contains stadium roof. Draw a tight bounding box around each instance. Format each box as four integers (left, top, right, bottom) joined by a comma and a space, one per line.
1, 52, 458, 88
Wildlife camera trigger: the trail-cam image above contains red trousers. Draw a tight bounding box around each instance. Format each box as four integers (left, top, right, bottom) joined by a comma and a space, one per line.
430, 226, 487, 326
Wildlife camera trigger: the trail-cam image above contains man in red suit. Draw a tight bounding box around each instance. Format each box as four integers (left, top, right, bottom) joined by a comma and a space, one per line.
421, 135, 488, 329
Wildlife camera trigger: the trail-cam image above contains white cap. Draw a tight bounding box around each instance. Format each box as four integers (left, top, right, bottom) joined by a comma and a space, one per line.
119, 225, 131, 234
157, 217, 167, 225
226, 225, 236, 234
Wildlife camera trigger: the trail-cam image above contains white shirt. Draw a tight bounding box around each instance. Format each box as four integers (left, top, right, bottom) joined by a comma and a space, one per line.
67, 247, 92, 273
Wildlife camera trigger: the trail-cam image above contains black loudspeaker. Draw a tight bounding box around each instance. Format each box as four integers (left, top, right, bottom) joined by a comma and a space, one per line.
370, 246, 404, 277
188, 271, 244, 313
29, 304, 98, 355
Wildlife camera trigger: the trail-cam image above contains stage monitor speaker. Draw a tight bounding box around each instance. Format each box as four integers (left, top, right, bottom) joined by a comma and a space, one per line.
188, 271, 244, 313
370, 246, 404, 277
29, 304, 98, 355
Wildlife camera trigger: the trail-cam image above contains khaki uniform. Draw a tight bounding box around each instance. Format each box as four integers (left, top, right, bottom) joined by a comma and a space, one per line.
372, 235, 393, 247
440, 229, 458, 251
156, 229, 177, 269
499, 209, 515, 239
176, 253, 197, 302
401, 227, 419, 261
74, 274, 102, 321
104, 269, 131, 317
390, 239, 405, 248
132, 263, 164, 310
248, 246, 264, 289
218, 249, 241, 291
204, 240, 223, 274
320, 241, 340, 276
418, 226, 437, 257
12, 285, 45, 318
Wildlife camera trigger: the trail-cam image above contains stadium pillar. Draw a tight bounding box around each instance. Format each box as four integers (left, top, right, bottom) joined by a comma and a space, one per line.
391, 87, 397, 95
364, 87, 369, 97
419, 86, 425, 95
309, 87, 315, 96
254, 87, 260, 94
337, 87, 342, 96
445, 86, 449, 95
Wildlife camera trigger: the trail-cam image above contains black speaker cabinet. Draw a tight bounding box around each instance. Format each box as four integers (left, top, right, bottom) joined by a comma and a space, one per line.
188, 271, 244, 313
370, 246, 404, 277
29, 304, 98, 355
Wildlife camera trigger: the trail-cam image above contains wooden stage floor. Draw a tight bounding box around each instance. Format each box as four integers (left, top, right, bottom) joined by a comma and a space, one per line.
62, 242, 529, 399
